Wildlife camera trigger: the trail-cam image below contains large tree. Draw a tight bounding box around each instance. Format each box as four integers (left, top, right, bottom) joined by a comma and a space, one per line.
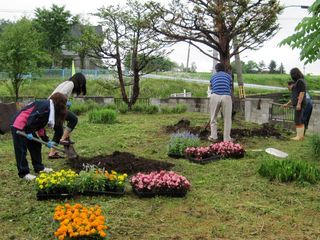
93, 0, 170, 108
280, 1, 320, 63
147, 0, 282, 75
268, 60, 277, 73
33, 4, 78, 67
72, 23, 103, 69
0, 18, 49, 101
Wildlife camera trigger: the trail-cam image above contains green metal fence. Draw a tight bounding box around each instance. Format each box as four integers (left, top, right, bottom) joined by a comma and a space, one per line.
269, 102, 294, 122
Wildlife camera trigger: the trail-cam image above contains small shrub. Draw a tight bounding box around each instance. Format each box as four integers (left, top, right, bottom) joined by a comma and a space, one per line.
117, 103, 129, 114
88, 108, 117, 124
131, 104, 159, 114
161, 104, 187, 114
309, 134, 320, 159
144, 105, 159, 114
258, 157, 320, 184
105, 103, 117, 110
168, 132, 201, 157
70, 99, 101, 115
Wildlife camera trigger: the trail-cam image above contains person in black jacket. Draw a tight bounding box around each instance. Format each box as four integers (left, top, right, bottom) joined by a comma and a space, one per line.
11, 93, 67, 180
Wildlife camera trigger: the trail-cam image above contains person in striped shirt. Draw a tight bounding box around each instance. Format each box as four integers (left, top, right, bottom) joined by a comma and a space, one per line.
208, 63, 233, 142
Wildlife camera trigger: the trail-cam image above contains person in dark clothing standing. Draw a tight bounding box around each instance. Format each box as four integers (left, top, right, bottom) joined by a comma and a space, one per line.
283, 68, 307, 140
11, 93, 67, 180
285, 80, 313, 135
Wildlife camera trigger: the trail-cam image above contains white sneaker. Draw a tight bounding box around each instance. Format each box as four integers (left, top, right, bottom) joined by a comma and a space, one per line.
42, 167, 53, 173
23, 174, 37, 181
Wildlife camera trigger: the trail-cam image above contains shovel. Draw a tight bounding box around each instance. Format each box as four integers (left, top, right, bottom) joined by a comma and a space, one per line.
16, 130, 79, 160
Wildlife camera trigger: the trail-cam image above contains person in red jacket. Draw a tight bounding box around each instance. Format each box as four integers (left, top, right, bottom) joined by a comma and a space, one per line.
11, 92, 67, 180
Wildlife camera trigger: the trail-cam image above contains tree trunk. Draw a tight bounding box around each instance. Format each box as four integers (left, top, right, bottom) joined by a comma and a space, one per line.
14, 79, 19, 102
80, 54, 85, 70
115, 54, 129, 107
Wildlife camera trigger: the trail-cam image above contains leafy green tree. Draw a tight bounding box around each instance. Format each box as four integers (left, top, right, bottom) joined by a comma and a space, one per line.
0, 18, 49, 101
93, 0, 170, 108
72, 23, 104, 69
147, 0, 282, 72
244, 60, 259, 73
280, 1, 319, 63
0, 19, 11, 33
33, 4, 78, 67
124, 55, 177, 72
268, 60, 277, 73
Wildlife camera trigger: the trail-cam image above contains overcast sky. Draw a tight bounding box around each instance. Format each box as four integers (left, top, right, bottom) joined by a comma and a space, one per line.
0, 0, 318, 75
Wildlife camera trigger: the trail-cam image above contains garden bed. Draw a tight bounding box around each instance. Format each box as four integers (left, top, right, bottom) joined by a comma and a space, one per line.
165, 119, 283, 140
70, 151, 175, 174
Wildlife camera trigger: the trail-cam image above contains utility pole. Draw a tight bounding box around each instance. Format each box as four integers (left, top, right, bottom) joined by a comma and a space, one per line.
186, 41, 191, 72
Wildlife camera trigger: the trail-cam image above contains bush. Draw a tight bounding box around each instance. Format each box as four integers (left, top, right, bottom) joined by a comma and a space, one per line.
131, 104, 159, 114
258, 157, 320, 184
168, 132, 201, 157
70, 99, 101, 115
117, 103, 129, 114
161, 104, 187, 114
105, 103, 117, 110
309, 134, 320, 159
88, 108, 117, 124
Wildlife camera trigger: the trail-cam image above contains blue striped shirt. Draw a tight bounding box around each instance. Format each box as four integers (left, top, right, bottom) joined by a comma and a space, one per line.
210, 71, 232, 95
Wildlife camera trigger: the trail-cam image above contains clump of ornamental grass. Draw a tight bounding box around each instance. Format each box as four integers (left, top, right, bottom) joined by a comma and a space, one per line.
258, 156, 320, 184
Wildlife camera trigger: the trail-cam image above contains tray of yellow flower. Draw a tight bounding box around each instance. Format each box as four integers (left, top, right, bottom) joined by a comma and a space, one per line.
36, 170, 78, 201
54, 203, 108, 240
75, 168, 127, 197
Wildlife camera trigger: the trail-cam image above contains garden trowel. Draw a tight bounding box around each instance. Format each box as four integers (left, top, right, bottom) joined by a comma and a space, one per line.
16, 130, 79, 160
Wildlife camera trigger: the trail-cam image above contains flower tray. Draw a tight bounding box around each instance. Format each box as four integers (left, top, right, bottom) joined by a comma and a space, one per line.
186, 154, 221, 164
81, 188, 125, 197
132, 188, 188, 198
36, 192, 74, 201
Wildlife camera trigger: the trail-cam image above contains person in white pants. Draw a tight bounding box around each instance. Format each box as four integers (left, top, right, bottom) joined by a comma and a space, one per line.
208, 63, 233, 142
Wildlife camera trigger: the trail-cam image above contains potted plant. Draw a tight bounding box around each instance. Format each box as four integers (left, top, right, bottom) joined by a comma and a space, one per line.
54, 203, 108, 240
35, 170, 78, 200
130, 170, 191, 198
75, 167, 127, 196
168, 132, 201, 158
184, 146, 220, 164
209, 141, 245, 159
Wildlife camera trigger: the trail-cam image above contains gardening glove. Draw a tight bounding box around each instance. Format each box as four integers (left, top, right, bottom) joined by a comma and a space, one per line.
26, 133, 33, 140
66, 101, 72, 109
47, 141, 55, 149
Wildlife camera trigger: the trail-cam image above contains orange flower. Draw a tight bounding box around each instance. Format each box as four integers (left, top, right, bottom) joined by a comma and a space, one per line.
54, 203, 109, 239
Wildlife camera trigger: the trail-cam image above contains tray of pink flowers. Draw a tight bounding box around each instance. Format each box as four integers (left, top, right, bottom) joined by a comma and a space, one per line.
184, 146, 221, 164
130, 170, 191, 198
209, 141, 245, 159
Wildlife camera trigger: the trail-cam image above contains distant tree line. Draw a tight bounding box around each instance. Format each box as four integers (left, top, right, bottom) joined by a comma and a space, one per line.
231, 60, 285, 74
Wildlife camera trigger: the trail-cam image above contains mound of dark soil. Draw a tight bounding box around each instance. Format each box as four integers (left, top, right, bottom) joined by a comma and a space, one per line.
70, 151, 175, 175
165, 119, 283, 140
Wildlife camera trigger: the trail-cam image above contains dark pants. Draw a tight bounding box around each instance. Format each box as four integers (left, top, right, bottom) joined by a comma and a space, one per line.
52, 110, 78, 143
294, 109, 304, 125
11, 127, 44, 178
302, 100, 313, 130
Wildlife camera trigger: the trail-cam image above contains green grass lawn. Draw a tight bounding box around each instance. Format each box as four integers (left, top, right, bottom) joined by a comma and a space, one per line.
1, 112, 320, 240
